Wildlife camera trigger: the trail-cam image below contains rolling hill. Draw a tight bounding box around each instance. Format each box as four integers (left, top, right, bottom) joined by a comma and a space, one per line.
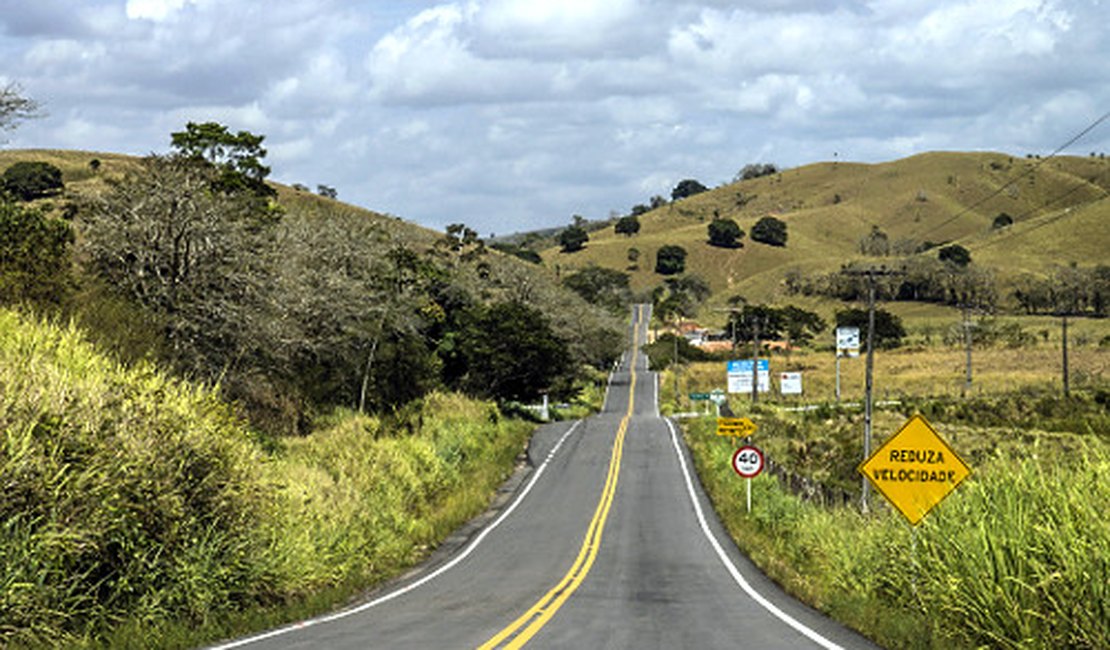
539, 151, 1110, 325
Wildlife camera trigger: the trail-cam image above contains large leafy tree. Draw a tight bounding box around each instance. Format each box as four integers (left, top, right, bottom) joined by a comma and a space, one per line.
1, 162, 64, 201
655, 244, 687, 275
751, 216, 788, 246
454, 301, 571, 402
614, 215, 641, 236
170, 121, 274, 196
671, 178, 708, 200
707, 218, 744, 248
558, 224, 589, 252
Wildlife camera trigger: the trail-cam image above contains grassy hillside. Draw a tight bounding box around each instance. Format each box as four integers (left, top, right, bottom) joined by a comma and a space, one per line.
542, 152, 1110, 324
0, 148, 441, 245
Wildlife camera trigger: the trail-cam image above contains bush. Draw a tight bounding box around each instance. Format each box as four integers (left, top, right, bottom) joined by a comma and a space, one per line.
655, 244, 687, 275
750, 216, 788, 246
614, 214, 641, 236
707, 218, 744, 248
1, 161, 64, 201
558, 225, 588, 252
0, 199, 73, 305
671, 178, 708, 201
938, 244, 971, 268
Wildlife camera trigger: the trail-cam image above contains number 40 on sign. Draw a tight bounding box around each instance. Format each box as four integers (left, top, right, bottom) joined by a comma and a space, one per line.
731, 444, 764, 513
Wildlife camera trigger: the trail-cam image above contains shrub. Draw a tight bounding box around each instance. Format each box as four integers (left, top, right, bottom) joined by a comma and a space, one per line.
751, 215, 788, 246
614, 214, 641, 236
938, 244, 971, 268
655, 244, 687, 275
707, 217, 744, 248
558, 224, 588, 252
0, 199, 73, 305
1, 161, 64, 201
671, 178, 708, 201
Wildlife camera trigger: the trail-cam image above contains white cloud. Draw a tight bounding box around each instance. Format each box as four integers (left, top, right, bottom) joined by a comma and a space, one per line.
1, 0, 1107, 235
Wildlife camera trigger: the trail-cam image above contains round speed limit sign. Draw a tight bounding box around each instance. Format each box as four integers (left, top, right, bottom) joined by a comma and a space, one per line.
731, 445, 764, 478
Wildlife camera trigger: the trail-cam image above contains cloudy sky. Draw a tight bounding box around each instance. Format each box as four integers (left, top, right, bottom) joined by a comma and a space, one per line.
2, 0, 1108, 235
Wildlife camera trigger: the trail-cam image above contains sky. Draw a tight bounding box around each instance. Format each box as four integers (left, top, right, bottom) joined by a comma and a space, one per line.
2, 0, 1108, 236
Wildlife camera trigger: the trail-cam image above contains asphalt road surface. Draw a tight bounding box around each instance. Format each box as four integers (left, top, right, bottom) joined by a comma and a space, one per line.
211, 305, 880, 650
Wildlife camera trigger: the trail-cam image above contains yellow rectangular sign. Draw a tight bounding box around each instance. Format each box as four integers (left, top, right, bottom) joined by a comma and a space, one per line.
716, 417, 757, 437
858, 414, 971, 526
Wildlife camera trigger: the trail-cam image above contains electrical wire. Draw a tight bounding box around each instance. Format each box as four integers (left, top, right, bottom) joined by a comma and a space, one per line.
910, 109, 1110, 242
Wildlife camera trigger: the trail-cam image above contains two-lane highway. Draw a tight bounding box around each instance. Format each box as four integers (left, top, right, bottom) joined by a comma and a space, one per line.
212, 305, 879, 649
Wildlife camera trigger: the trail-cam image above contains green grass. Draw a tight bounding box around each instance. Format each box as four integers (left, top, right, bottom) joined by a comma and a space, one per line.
0, 309, 532, 649
542, 152, 1110, 310
683, 410, 1110, 649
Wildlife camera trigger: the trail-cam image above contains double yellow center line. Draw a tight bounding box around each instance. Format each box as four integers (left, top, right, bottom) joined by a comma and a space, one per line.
477, 308, 642, 649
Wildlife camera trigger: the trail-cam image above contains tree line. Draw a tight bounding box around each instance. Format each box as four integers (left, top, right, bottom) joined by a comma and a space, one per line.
1, 121, 623, 433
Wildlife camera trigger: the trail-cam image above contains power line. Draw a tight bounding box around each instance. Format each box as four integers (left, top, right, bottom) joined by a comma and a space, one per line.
912, 109, 1110, 242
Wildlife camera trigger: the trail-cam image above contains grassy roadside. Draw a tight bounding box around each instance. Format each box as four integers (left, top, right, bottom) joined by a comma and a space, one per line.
680, 402, 1109, 649
0, 309, 533, 649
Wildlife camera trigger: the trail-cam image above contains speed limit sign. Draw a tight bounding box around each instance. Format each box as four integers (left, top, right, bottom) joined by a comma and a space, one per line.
731, 445, 764, 478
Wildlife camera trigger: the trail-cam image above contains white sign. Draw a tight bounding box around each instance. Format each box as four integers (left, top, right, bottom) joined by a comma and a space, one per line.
732, 445, 765, 478
836, 327, 861, 357
727, 359, 770, 393
780, 372, 803, 395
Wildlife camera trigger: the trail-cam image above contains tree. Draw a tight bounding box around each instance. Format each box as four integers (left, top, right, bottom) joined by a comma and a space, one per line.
992, 212, 1013, 229
614, 215, 641, 236
317, 184, 338, 199
836, 308, 906, 349
170, 121, 274, 196
455, 301, 571, 403
736, 163, 778, 181
0, 199, 73, 305
80, 154, 276, 378
562, 265, 631, 314
707, 218, 744, 248
671, 178, 708, 201
655, 245, 687, 275
751, 216, 788, 247
655, 274, 711, 319
0, 83, 40, 136
626, 247, 640, 269
859, 225, 890, 256
559, 224, 589, 252
938, 244, 971, 268
1, 161, 64, 201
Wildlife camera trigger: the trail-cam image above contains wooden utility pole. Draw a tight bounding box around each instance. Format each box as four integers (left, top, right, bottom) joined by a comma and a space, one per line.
751, 315, 761, 404
962, 305, 974, 397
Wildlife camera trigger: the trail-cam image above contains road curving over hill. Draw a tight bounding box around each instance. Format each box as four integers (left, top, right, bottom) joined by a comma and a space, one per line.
210, 305, 879, 650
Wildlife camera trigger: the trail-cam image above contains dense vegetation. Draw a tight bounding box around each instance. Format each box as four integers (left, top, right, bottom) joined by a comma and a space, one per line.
0, 310, 532, 648
0, 119, 623, 646
682, 395, 1109, 649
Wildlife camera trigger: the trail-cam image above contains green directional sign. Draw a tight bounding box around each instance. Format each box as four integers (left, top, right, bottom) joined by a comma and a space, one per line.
689, 392, 710, 401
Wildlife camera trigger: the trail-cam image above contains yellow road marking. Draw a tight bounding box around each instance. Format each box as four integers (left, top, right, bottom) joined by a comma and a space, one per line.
477, 308, 642, 649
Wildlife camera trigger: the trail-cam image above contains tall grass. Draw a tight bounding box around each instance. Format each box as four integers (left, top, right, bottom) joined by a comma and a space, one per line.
0, 309, 531, 648
684, 416, 1110, 649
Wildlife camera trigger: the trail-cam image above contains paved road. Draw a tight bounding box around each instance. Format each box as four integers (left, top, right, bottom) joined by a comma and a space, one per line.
211, 306, 879, 650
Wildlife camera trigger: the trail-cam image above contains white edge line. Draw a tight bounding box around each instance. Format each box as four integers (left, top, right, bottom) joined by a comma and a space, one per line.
208, 419, 586, 649
663, 418, 844, 650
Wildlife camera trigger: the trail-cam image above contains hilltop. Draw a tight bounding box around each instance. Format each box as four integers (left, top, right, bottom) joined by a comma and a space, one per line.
0, 148, 441, 246
540, 151, 1110, 324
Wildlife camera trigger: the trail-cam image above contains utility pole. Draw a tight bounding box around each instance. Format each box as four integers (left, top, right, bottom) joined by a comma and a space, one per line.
842, 265, 901, 514
1062, 313, 1070, 398
751, 314, 761, 404
962, 304, 974, 397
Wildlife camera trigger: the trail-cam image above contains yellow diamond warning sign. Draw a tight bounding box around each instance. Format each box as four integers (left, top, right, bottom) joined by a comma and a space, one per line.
858, 414, 971, 526
716, 417, 757, 437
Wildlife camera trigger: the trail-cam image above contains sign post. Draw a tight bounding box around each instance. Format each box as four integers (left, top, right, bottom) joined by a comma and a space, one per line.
835, 326, 860, 402
858, 414, 971, 526
732, 445, 765, 512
